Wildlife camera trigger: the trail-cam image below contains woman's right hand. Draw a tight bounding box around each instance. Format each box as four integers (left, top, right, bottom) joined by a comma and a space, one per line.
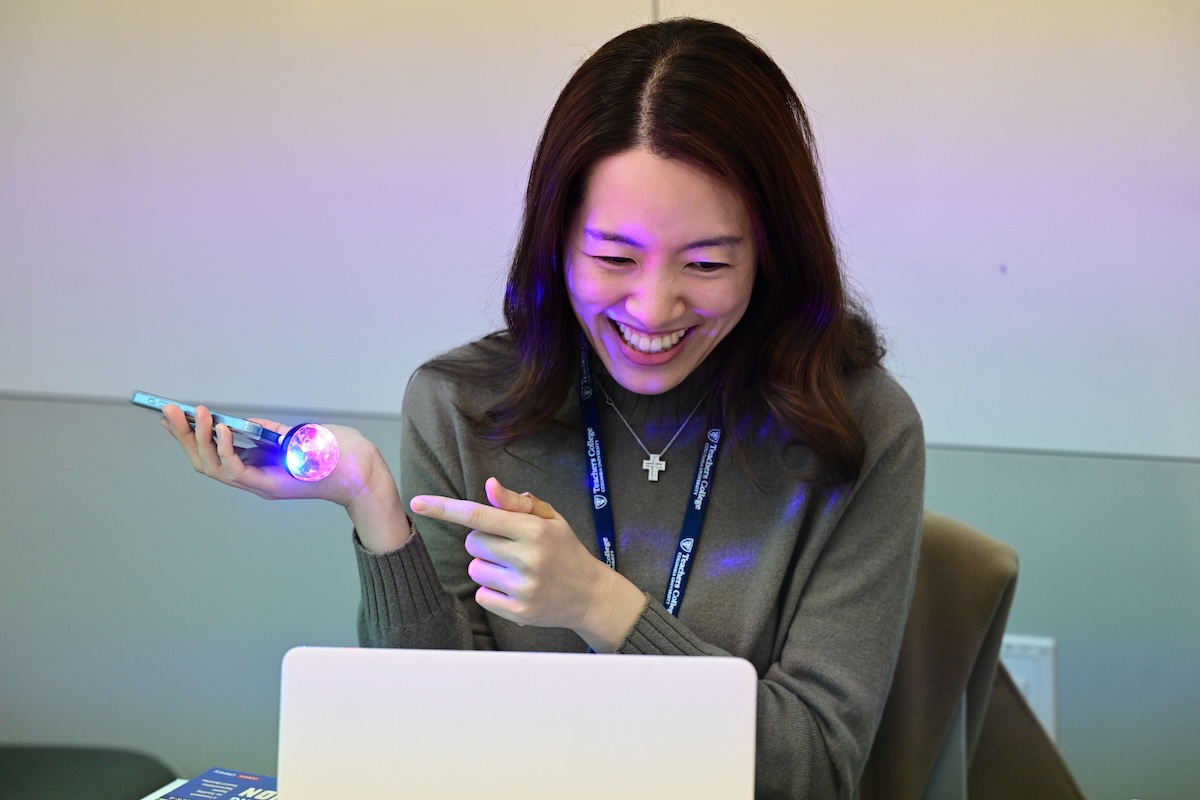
161, 403, 411, 552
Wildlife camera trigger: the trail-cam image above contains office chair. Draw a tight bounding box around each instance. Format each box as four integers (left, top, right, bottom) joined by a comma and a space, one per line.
859, 510, 1086, 800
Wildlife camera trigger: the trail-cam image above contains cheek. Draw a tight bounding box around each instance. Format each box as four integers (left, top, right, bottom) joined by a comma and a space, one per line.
564, 267, 601, 337
725, 270, 756, 323
565, 264, 609, 316
698, 278, 754, 326
564, 266, 587, 317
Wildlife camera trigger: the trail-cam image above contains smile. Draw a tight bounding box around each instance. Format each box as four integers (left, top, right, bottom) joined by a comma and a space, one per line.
615, 321, 690, 354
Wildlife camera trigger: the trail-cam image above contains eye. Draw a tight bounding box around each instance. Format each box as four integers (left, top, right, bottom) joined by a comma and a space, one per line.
591, 255, 634, 266
691, 261, 729, 272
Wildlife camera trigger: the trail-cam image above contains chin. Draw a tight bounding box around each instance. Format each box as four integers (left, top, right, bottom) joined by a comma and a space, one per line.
605, 358, 697, 396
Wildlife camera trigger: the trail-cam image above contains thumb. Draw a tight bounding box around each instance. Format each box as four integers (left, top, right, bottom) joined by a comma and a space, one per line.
485, 476, 557, 520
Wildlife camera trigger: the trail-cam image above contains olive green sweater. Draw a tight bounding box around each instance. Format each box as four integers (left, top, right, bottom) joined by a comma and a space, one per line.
355, 337, 924, 799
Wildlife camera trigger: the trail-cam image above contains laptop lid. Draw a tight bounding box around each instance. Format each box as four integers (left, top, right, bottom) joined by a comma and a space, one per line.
277, 646, 757, 799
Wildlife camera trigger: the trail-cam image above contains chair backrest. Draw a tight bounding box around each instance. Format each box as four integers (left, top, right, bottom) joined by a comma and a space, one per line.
967, 657, 1088, 800
0, 746, 177, 799
859, 510, 1019, 800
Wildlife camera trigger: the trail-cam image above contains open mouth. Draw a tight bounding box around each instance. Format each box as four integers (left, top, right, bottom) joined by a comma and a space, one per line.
614, 321, 690, 354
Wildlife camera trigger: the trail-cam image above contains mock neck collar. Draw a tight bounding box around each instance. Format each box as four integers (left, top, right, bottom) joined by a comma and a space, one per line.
587, 348, 722, 431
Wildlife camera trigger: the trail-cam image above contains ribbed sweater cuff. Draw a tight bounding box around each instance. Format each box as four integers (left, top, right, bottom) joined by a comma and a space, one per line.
617, 593, 707, 656
354, 527, 455, 634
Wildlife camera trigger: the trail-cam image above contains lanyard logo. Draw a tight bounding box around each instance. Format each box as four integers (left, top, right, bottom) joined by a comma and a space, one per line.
578, 344, 721, 617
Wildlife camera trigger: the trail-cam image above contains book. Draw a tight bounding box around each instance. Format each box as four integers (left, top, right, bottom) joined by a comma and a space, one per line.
156, 766, 277, 799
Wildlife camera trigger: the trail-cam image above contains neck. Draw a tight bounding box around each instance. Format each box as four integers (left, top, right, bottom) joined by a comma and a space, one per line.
592, 354, 720, 433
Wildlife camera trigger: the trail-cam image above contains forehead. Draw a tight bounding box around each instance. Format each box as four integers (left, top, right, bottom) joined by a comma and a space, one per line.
573, 149, 751, 243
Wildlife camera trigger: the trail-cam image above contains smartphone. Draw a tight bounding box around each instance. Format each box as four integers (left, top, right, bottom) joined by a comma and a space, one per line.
130, 390, 283, 448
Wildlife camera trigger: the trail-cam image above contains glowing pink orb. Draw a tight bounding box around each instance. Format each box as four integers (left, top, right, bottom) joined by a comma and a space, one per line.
283, 423, 339, 482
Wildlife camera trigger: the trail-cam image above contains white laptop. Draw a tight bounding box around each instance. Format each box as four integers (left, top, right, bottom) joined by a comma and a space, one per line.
277, 646, 757, 799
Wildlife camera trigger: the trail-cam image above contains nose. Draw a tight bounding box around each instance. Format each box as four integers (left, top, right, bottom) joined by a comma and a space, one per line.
624, 266, 685, 331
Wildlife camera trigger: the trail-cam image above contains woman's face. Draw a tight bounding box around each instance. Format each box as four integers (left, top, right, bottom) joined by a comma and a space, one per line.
564, 148, 756, 395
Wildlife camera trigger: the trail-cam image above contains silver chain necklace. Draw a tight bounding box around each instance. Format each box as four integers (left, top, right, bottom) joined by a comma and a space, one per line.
595, 381, 712, 481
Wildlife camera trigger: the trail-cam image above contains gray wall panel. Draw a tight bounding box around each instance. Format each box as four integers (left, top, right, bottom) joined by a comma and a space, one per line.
0, 393, 399, 775
926, 445, 1200, 800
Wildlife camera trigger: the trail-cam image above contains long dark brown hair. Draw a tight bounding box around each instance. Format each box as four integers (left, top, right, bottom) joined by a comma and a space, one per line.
448, 18, 884, 484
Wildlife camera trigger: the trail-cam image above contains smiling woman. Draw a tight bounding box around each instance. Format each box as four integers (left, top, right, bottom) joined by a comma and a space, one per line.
564, 149, 756, 396
473, 18, 889, 485
158, 17, 925, 800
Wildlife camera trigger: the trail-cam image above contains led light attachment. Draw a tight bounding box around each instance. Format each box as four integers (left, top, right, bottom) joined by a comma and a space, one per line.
281, 423, 340, 482
130, 391, 339, 482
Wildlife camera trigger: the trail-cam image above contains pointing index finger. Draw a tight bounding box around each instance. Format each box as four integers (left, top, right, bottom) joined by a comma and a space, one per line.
410, 495, 518, 538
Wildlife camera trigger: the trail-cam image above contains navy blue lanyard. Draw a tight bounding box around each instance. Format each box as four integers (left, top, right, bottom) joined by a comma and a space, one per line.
578, 347, 723, 617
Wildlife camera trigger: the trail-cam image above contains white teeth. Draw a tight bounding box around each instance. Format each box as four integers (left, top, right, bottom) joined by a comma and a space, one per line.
616, 322, 687, 354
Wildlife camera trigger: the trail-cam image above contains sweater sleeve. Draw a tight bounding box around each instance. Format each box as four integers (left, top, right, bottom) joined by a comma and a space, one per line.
354, 362, 497, 650
618, 381, 925, 799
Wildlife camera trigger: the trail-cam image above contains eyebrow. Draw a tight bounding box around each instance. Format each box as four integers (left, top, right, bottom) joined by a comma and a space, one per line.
584, 227, 743, 253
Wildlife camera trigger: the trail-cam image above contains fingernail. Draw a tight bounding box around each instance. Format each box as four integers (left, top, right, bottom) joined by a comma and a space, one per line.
410, 497, 428, 513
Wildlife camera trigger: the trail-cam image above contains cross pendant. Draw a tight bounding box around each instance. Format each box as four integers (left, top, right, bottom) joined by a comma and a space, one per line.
642, 453, 666, 481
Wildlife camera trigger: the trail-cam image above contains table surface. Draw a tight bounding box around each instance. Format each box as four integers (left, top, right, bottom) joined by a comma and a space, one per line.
137, 779, 186, 799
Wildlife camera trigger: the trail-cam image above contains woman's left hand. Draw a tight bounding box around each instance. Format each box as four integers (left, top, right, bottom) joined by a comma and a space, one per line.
409, 477, 647, 652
